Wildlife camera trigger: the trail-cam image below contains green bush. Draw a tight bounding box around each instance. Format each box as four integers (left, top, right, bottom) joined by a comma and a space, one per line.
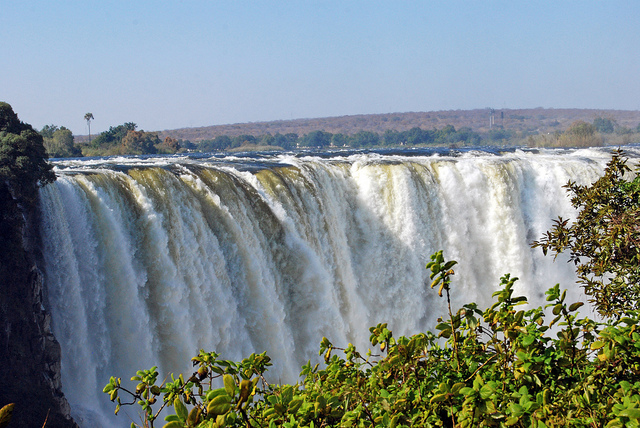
105, 251, 640, 427
533, 149, 640, 318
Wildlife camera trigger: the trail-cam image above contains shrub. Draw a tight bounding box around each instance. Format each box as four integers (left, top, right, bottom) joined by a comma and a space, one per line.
533, 149, 640, 318
105, 250, 640, 427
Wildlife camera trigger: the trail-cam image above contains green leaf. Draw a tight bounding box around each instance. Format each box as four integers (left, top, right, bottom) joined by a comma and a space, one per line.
618, 408, 640, 419
289, 398, 303, 414
451, 382, 466, 394
460, 387, 475, 396
282, 385, 294, 405
509, 403, 524, 418
505, 417, 520, 426
224, 374, 236, 397
619, 381, 632, 391
524, 401, 540, 412
174, 398, 188, 421
430, 393, 448, 403
443, 260, 457, 270
435, 322, 451, 331
187, 407, 201, 426
206, 387, 228, 401
207, 394, 231, 416
438, 329, 452, 339
162, 422, 184, 428
569, 302, 584, 312
521, 335, 535, 347
480, 384, 495, 400
431, 277, 442, 288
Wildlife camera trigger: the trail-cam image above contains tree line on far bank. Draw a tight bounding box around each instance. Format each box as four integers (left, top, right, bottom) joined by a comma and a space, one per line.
40, 116, 640, 158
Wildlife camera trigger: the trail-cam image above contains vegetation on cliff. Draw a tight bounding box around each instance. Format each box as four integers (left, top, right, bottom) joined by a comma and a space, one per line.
0, 102, 55, 258
0, 103, 55, 202
106, 152, 640, 427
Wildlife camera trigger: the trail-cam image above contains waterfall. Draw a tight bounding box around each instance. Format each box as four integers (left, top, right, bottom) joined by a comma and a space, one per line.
38, 147, 622, 426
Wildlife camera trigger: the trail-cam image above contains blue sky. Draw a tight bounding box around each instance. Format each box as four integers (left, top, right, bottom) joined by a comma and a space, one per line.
2, 1, 639, 135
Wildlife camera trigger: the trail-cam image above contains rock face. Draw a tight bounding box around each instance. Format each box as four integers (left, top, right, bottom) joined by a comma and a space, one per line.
0, 102, 77, 427
0, 192, 78, 427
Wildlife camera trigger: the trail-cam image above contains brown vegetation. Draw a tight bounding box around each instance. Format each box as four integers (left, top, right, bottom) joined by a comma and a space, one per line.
147, 108, 640, 143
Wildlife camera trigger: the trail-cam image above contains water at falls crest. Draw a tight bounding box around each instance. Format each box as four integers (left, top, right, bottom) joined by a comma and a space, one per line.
38, 147, 625, 426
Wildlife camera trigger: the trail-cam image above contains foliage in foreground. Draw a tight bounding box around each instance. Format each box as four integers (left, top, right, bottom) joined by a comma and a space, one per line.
105, 151, 640, 427
105, 252, 640, 428
533, 150, 640, 319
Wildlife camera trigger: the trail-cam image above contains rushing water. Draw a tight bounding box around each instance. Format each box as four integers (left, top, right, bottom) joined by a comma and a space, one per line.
38, 146, 631, 426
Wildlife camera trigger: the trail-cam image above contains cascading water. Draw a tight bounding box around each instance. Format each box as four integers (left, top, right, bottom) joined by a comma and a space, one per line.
38, 147, 627, 426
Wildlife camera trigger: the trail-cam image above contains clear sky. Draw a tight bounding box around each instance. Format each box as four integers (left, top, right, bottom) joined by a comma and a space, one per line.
2, 1, 639, 136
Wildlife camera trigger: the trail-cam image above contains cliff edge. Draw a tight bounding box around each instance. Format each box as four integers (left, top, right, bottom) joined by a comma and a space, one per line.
0, 101, 77, 427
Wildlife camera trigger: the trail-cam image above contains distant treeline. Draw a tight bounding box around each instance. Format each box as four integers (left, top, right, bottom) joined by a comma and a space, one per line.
40, 116, 640, 158
197, 125, 489, 151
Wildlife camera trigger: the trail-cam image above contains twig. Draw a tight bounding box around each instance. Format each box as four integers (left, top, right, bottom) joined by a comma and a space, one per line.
41, 408, 50, 428
464, 353, 498, 382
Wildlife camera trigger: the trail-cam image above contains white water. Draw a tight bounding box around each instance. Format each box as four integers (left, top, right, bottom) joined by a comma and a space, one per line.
38, 147, 624, 426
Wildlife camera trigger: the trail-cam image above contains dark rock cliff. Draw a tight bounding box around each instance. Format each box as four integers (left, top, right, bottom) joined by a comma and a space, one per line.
0, 171, 77, 427
1, 101, 77, 427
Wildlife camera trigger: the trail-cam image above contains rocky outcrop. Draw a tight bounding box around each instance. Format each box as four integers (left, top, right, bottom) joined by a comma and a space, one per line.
0, 187, 78, 427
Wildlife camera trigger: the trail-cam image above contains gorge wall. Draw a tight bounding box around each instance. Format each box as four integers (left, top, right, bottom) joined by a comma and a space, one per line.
0, 102, 76, 427
0, 187, 77, 427
38, 147, 629, 426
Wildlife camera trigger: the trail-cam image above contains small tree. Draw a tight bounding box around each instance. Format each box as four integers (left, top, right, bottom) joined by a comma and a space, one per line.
120, 130, 159, 155
593, 116, 616, 134
43, 127, 82, 158
557, 120, 603, 147
533, 149, 640, 318
84, 112, 94, 141
156, 137, 181, 154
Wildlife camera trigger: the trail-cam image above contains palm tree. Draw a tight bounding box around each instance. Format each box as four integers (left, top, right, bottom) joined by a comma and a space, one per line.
84, 112, 94, 141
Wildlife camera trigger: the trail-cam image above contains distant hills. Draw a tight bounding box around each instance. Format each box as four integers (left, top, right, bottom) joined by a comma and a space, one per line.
149, 108, 640, 143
